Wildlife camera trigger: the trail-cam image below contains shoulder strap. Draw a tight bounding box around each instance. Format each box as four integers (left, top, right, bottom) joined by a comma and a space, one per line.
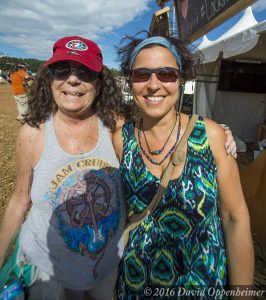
128, 114, 198, 226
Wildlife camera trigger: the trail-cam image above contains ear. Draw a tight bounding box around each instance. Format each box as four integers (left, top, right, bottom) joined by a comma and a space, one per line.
179, 77, 185, 88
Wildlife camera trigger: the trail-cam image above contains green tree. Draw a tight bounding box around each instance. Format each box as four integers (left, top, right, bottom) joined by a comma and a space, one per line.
0, 56, 44, 74
109, 68, 121, 78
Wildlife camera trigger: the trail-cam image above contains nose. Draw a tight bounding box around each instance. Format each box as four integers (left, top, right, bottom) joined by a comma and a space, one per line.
67, 69, 81, 83
147, 72, 160, 90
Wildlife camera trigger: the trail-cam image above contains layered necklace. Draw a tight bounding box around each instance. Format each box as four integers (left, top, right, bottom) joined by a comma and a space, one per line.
138, 113, 181, 166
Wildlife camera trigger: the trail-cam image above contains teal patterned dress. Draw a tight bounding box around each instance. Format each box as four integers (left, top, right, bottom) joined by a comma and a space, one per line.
116, 117, 228, 299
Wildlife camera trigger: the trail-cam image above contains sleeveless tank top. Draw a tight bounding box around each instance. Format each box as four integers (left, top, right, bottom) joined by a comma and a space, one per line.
19, 116, 126, 290
116, 117, 228, 298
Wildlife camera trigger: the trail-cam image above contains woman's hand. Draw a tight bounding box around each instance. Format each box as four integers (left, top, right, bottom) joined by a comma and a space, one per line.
220, 124, 237, 158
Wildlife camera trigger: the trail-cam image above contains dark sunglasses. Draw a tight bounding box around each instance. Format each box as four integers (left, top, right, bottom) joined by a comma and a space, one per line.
49, 62, 99, 82
131, 67, 180, 83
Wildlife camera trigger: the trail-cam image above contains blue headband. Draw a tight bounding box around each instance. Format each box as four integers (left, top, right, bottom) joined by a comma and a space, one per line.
129, 36, 183, 71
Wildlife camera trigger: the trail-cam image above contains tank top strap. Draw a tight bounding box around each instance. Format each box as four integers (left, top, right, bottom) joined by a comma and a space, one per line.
186, 116, 216, 175
122, 121, 135, 145
98, 118, 111, 148
44, 115, 59, 150
187, 115, 208, 149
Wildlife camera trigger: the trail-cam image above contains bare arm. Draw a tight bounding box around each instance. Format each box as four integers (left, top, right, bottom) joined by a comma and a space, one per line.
0, 124, 35, 268
206, 119, 254, 285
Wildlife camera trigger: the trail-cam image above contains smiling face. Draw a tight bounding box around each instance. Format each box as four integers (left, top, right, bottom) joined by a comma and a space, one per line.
131, 45, 183, 120
51, 61, 100, 118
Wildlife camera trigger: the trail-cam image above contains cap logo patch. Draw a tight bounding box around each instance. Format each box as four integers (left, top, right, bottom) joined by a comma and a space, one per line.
66, 40, 88, 51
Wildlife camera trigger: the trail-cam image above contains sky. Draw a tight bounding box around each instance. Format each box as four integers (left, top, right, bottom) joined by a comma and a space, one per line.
0, 0, 266, 69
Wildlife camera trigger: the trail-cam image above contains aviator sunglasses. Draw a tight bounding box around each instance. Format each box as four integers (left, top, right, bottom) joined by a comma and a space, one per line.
131, 67, 180, 83
49, 62, 99, 82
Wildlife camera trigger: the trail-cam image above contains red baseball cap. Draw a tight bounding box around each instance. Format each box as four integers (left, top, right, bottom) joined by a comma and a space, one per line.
44, 36, 103, 72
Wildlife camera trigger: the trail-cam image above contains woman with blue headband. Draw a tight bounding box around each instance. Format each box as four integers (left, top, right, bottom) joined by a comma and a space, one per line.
113, 34, 254, 298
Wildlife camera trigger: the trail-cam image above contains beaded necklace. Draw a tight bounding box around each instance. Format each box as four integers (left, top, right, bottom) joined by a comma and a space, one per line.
138, 113, 181, 166
142, 113, 178, 155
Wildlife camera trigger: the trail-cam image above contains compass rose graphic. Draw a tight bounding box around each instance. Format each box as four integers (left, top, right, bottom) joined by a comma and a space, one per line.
55, 170, 118, 256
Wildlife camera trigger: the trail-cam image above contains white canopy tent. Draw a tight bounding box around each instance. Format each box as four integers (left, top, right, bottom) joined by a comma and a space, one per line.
194, 7, 266, 142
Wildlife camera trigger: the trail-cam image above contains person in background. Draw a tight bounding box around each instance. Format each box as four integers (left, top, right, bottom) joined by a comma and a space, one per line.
113, 33, 254, 298
10, 63, 33, 123
0, 36, 131, 300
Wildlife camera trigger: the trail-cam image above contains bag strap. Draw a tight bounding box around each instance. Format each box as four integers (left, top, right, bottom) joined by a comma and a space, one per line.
128, 114, 198, 225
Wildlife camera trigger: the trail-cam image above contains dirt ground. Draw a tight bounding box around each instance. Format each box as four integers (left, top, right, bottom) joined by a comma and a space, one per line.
0, 84, 21, 217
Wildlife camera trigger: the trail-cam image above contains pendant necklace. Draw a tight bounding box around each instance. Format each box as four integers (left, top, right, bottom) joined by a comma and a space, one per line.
142, 113, 178, 155
138, 113, 181, 166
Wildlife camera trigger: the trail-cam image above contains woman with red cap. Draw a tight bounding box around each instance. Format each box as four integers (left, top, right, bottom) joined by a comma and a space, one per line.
0, 36, 132, 300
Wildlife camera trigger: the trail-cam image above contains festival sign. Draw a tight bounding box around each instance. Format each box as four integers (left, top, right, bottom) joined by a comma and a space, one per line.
149, 6, 171, 35
174, 0, 258, 42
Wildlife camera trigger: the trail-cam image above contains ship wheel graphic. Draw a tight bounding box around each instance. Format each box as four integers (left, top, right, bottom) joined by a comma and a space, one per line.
57, 171, 114, 243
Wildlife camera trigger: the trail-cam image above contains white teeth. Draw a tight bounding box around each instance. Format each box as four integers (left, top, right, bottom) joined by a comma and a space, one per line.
146, 96, 164, 102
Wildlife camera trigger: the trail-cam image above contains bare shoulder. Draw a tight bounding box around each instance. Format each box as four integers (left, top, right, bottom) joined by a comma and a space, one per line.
204, 118, 225, 138
204, 118, 226, 143
17, 123, 38, 139
16, 123, 45, 168
17, 123, 43, 148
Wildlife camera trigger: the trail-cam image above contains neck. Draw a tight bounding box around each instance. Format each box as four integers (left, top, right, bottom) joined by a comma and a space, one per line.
54, 110, 95, 127
142, 109, 178, 133
53, 111, 98, 155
